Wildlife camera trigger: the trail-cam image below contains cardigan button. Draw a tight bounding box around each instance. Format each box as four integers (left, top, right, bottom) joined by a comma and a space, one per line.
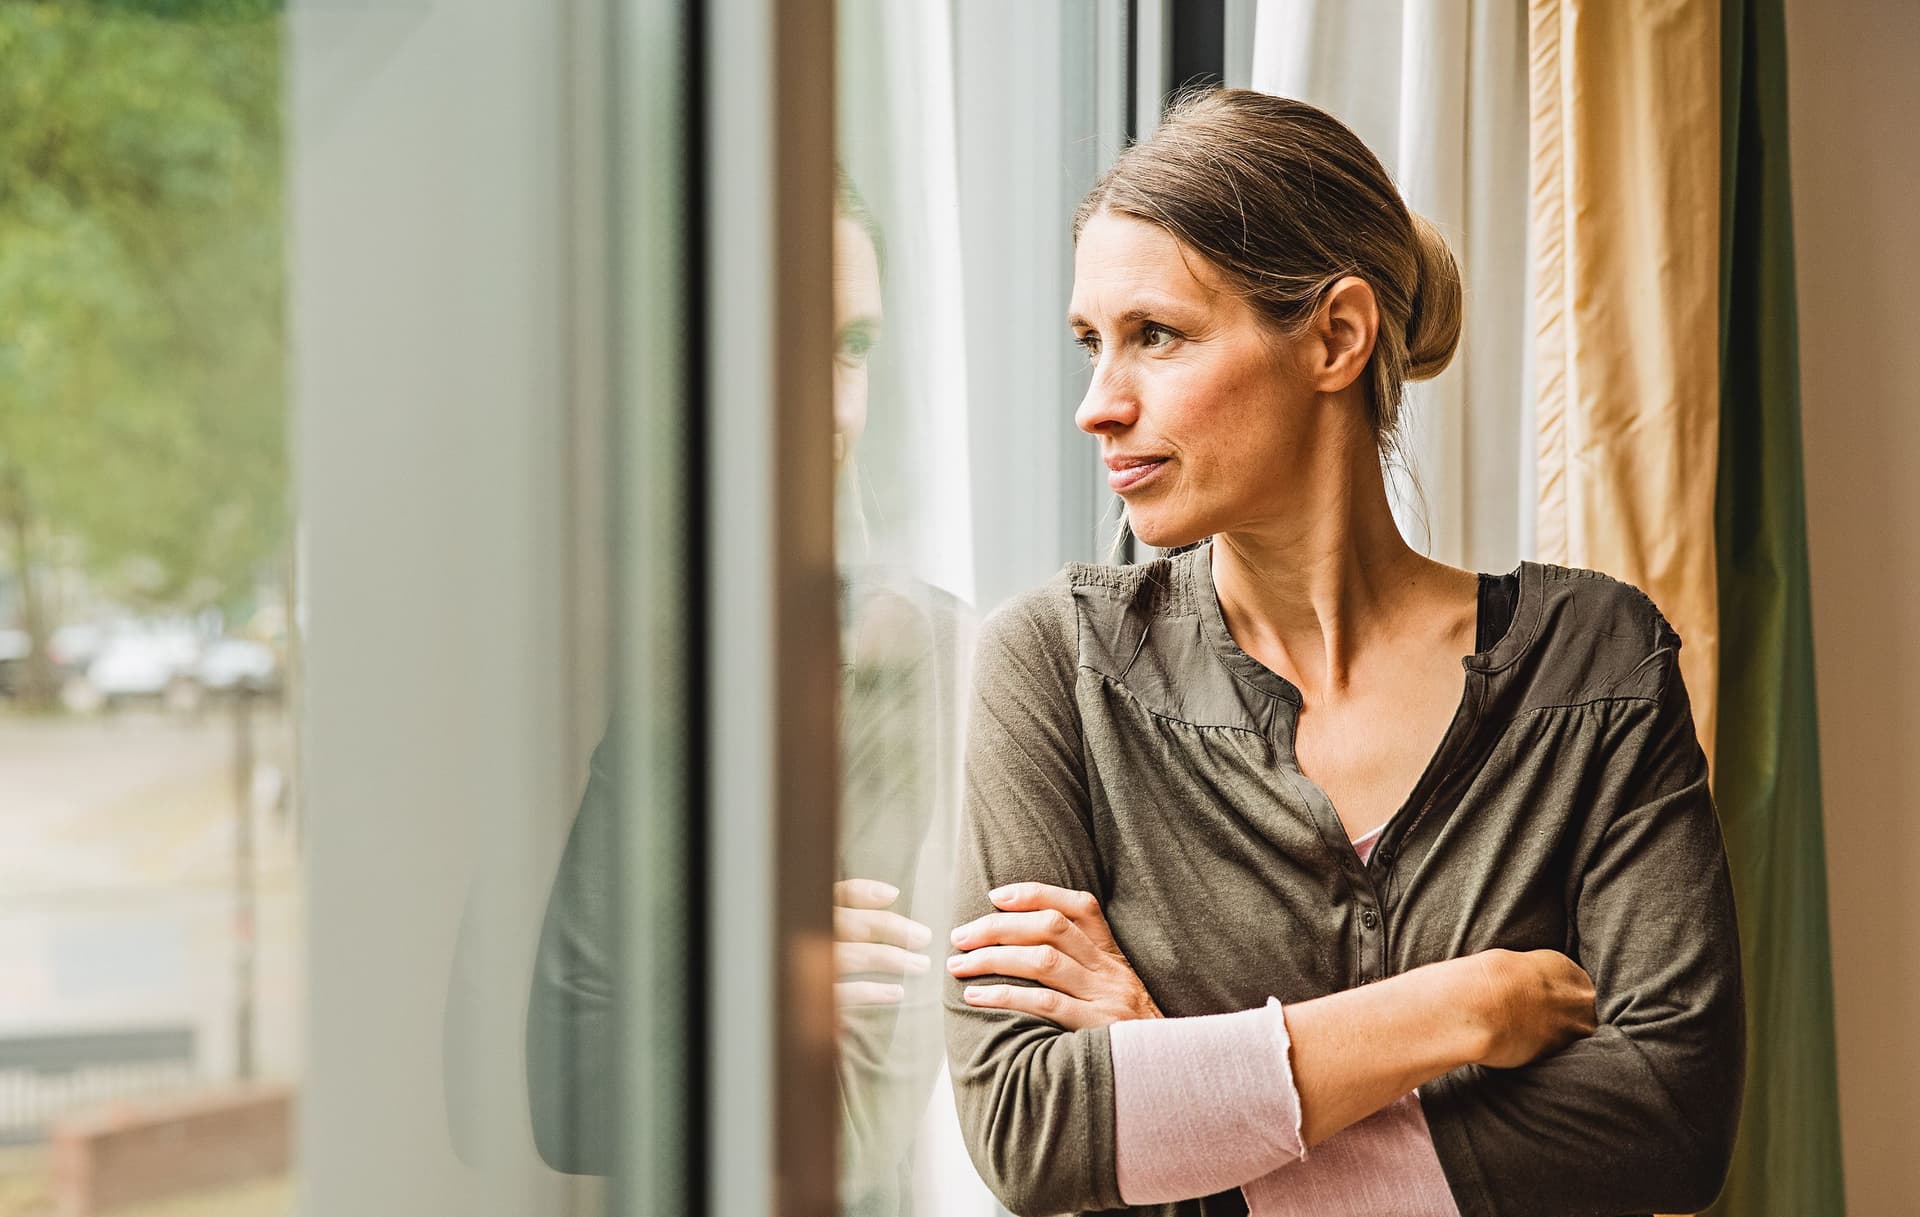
1361, 908, 1380, 930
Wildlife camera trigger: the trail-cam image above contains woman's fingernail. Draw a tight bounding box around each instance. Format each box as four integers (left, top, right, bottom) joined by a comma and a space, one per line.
945, 954, 964, 972
904, 953, 930, 973
963, 986, 986, 1002
949, 926, 968, 947
871, 881, 899, 902
905, 922, 933, 949
880, 984, 905, 1002
990, 885, 1015, 903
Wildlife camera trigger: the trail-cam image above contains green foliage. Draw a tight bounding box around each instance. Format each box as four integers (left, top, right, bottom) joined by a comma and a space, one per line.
82, 0, 283, 21
0, 0, 287, 615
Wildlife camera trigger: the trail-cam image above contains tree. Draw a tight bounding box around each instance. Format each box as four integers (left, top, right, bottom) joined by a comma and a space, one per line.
0, 0, 287, 707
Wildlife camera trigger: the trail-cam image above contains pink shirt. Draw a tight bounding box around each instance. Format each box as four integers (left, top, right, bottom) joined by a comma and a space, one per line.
1108, 830, 1461, 1215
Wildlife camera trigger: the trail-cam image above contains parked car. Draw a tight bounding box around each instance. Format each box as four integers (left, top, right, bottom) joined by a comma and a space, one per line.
194, 638, 281, 696
67, 623, 204, 711
49, 622, 107, 672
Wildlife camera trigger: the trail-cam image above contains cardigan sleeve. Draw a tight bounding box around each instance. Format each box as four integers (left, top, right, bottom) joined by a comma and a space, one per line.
526, 734, 620, 1175
836, 581, 962, 1213
1420, 625, 1745, 1217
943, 576, 1128, 1217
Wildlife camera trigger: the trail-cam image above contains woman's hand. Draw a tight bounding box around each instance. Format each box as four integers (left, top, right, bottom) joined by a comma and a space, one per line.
1460, 947, 1598, 1068
947, 882, 1163, 1030
834, 878, 932, 1012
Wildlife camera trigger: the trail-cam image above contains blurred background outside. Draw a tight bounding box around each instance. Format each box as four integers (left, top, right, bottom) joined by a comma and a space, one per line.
0, 4, 292, 1213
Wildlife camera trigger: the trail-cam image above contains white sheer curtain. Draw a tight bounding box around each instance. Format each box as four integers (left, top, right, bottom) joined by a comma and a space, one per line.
838, 0, 977, 605
1250, 0, 1533, 572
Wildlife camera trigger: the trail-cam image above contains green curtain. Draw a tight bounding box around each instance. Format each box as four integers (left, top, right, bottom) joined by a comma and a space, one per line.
1708, 0, 1848, 1213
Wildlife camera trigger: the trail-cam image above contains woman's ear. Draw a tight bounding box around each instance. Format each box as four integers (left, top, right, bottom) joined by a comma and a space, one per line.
1304, 276, 1379, 394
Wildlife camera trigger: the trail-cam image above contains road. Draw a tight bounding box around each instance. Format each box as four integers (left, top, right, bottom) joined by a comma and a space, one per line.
0, 706, 302, 1088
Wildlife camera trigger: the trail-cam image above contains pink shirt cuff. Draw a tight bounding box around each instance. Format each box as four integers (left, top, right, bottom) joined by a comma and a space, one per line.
1242, 1089, 1460, 1217
1110, 997, 1305, 1204
1110, 997, 1460, 1215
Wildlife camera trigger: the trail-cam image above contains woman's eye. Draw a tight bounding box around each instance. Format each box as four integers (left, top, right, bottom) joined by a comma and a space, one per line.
837, 328, 874, 363
1141, 323, 1175, 348
1074, 334, 1100, 362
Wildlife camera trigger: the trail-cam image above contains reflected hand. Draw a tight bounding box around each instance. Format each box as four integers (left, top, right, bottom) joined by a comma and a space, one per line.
834, 878, 933, 1011
947, 882, 1162, 1031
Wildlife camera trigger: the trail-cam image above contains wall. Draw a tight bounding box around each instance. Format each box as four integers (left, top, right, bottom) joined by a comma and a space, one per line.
1786, 1, 1920, 1211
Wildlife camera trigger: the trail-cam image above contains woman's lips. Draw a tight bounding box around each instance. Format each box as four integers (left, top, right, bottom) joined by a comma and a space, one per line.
1106, 457, 1168, 493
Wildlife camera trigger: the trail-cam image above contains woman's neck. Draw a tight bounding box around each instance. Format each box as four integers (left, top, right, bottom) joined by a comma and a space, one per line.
1209, 447, 1446, 698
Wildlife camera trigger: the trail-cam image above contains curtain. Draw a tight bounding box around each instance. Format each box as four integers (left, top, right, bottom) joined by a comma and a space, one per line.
1708, 0, 1847, 1211
839, 0, 977, 606
1251, 0, 1532, 575
1528, 0, 1723, 768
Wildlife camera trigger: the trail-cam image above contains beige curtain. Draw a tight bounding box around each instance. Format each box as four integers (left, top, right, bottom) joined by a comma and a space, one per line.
1530, 0, 1721, 772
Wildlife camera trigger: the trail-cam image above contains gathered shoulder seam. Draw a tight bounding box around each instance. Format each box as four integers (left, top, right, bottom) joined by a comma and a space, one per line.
1076, 665, 1270, 741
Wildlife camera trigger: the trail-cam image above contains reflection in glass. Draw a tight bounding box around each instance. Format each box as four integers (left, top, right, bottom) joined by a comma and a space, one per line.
835, 2, 1123, 1212
830, 168, 971, 1214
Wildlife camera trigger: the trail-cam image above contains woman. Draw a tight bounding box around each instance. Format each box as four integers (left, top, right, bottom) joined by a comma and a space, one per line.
524, 174, 964, 1216
942, 90, 1742, 1217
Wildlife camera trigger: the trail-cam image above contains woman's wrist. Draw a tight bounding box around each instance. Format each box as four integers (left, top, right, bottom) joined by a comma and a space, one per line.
1425, 954, 1506, 1069
1279, 957, 1494, 1146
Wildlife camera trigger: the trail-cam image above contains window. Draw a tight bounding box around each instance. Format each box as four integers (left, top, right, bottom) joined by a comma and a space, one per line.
0, 2, 1152, 1213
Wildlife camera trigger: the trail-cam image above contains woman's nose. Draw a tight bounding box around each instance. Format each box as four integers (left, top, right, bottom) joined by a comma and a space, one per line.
833, 365, 869, 454
1074, 371, 1138, 435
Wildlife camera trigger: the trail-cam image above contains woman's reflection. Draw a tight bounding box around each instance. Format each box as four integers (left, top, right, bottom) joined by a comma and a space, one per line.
523, 171, 967, 1217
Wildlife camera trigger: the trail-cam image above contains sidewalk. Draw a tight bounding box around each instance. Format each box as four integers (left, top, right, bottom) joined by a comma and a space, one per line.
0, 709, 303, 1215
0, 1146, 289, 1217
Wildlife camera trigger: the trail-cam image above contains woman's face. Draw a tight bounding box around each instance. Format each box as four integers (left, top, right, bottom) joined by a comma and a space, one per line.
1069, 211, 1326, 550
833, 215, 883, 468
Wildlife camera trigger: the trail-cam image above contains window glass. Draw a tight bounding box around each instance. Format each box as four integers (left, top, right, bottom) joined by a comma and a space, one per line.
290, 0, 665, 1211
0, 0, 678, 1212
834, 2, 1123, 1210
0, 3, 296, 1211
3, 0, 1126, 1210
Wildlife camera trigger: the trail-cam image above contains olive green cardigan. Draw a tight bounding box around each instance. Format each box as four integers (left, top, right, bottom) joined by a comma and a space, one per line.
944, 544, 1743, 1217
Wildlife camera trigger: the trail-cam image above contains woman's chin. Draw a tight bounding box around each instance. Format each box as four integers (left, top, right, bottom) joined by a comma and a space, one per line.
1127, 512, 1207, 552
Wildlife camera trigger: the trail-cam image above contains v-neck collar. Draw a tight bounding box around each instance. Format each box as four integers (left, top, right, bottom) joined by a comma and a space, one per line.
1189, 538, 1544, 706
1184, 539, 1548, 869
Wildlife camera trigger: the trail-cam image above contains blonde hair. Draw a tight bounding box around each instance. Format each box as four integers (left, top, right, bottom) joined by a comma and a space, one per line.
1075, 87, 1462, 456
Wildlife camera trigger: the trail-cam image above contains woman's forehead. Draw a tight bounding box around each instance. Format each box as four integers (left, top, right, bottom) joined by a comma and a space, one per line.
833, 216, 883, 322
1069, 213, 1221, 325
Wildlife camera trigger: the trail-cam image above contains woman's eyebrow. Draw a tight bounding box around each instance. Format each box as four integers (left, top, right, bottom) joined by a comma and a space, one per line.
1066, 305, 1187, 330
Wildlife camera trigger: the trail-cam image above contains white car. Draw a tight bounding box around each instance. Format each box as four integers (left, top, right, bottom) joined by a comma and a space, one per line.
194, 639, 280, 693
49, 622, 107, 670
75, 625, 204, 708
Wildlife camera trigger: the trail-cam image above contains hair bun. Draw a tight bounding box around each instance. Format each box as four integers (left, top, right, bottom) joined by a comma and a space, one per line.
1405, 213, 1462, 381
